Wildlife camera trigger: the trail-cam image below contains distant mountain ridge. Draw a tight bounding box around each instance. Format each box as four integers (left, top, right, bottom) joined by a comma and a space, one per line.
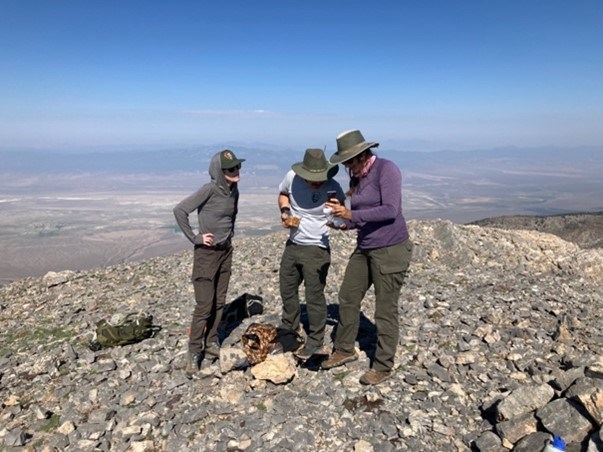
2, 145, 601, 174
469, 211, 603, 249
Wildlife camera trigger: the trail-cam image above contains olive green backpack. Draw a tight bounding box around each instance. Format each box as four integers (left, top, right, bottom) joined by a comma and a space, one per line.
93, 313, 159, 349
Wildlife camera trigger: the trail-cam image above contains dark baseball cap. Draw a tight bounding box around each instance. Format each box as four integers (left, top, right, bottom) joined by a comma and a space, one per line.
220, 149, 246, 169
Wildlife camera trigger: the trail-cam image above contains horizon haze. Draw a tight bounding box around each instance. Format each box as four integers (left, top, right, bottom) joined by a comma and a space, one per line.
1, 144, 601, 285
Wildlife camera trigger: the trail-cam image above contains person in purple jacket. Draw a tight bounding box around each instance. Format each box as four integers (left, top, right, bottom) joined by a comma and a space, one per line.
321, 130, 413, 385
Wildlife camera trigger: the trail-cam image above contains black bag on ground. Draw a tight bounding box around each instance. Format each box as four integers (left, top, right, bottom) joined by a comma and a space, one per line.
223, 293, 264, 324
93, 313, 159, 349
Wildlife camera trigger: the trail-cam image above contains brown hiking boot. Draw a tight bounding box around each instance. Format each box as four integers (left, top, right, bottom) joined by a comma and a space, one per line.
321, 350, 358, 370
185, 352, 201, 378
359, 369, 392, 385
294, 343, 319, 361
205, 342, 220, 358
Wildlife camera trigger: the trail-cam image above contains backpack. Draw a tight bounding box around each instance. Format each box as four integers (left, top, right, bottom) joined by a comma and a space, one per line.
223, 293, 264, 324
241, 323, 278, 365
93, 313, 159, 349
241, 323, 304, 365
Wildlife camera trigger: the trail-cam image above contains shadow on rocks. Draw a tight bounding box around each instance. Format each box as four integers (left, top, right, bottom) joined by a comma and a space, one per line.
323, 304, 378, 364
218, 293, 264, 343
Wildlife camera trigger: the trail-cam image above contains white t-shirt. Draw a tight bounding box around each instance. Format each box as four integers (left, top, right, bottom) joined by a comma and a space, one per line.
279, 170, 345, 248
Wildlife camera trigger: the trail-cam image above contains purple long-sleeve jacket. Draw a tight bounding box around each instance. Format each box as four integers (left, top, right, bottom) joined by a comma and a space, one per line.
346, 157, 409, 249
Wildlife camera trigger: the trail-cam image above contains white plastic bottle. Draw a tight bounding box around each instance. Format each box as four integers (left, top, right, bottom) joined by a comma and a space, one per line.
543, 436, 566, 452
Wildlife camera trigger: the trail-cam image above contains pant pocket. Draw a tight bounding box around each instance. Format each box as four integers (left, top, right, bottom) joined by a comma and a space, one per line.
378, 240, 413, 275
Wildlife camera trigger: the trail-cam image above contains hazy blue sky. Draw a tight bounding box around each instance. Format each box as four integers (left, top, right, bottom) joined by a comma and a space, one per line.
1, 1, 602, 151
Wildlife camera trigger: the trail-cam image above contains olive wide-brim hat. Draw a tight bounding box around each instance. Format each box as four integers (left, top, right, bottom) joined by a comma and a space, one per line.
291, 148, 339, 182
329, 129, 379, 164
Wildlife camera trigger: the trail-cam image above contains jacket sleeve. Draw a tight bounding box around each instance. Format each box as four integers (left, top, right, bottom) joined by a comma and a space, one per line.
231, 188, 239, 238
350, 162, 402, 224
173, 185, 212, 245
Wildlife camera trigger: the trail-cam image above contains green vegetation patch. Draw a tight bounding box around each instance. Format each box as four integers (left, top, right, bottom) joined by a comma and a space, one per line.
333, 370, 351, 383
41, 413, 61, 432
1, 325, 75, 352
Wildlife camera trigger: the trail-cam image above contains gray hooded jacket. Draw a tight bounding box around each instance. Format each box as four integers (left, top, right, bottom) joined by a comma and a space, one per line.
173, 151, 239, 246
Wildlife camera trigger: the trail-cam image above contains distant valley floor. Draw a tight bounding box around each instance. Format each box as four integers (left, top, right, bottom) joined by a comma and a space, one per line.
1, 167, 602, 285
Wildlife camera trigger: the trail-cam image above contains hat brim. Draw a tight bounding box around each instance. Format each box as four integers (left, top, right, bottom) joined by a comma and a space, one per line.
291, 162, 339, 182
329, 142, 379, 164
222, 158, 246, 169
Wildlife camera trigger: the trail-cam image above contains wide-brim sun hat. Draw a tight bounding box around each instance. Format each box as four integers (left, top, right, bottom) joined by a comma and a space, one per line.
330, 129, 379, 164
291, 148, 339, 182
220, 149, 246, 169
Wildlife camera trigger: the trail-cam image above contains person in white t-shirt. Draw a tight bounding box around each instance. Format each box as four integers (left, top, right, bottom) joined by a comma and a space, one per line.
278, 148, 345, 360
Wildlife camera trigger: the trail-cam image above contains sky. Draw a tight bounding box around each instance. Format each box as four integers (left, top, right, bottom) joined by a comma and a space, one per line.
1, 0, 602, 152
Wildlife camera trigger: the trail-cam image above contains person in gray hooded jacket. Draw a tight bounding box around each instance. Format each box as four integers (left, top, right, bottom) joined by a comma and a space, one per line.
173, 149, 245, 376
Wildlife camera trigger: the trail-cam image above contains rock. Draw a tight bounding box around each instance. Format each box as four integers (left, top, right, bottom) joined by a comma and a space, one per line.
129, 440, 156, 451
495, 412, 538, 445
354, 439, 374, 451
31, 404, 52, 420
496, 384, 555, 421
3, 428, 28, 447
219, 346, 249, 374
536, 398, 594, 444
586, 365, 603, 380
42, 270, 75, 287
57, 421, 76, 435
473, 431, 506, 451
250, 354, 296, 384
513, 431, 552, 452
576, 388, 603, 426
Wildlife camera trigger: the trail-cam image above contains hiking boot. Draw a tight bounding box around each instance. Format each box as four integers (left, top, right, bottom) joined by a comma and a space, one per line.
295, 326, 306, 344
205, 342, 220, 358
321, 350, 358, 370
185, 352, 201, 377
359, 369, 392, 385
294, 343, 319, 361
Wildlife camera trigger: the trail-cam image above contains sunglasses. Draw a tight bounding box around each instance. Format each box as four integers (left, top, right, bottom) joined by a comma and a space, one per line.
224, 164, 241, 173
343, 156, 359, 167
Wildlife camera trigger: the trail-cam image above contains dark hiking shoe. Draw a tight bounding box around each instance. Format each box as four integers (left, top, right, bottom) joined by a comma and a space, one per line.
359, 369, 392, 385
185, 352, 201, 377
321, 350, 358, 370
205, 342, 220, 358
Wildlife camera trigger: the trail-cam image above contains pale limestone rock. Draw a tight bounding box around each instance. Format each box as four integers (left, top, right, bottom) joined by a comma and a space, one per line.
354, 439, 374, 452
250, 354, 296, 384
42, 270, 75, 287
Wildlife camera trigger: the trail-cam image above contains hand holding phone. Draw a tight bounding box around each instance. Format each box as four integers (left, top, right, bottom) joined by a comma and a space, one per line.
326, 190, 339, 204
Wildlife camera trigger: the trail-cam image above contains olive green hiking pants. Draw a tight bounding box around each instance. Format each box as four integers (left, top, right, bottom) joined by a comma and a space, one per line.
279, 240, 331, 348
334, 239, 413, 372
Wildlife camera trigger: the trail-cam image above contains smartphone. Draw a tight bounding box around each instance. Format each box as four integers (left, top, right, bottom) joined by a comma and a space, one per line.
327, 190, 337, 201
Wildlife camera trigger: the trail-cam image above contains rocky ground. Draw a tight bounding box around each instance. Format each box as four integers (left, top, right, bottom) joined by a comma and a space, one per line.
0, 220, 602, 451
